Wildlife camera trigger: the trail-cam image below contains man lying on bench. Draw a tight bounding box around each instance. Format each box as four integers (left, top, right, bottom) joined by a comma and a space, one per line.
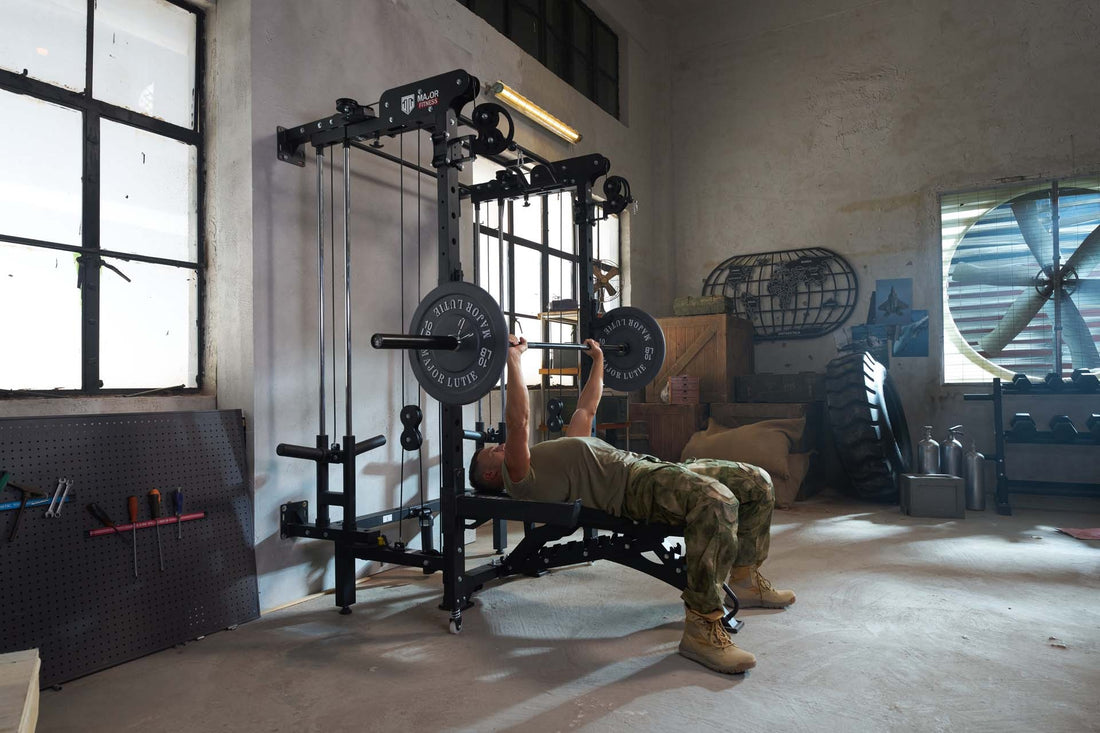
468, 335, 795, 675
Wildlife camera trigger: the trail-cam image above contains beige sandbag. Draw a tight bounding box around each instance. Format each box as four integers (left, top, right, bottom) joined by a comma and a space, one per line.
680, 417, 806, 485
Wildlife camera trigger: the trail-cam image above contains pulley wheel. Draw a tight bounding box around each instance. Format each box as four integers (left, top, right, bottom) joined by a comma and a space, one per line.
592, 306, 665, 392
470, 102, 514, 156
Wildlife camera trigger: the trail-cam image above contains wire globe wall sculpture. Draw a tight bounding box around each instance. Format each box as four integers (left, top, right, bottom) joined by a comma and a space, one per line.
701, 247, 858, 341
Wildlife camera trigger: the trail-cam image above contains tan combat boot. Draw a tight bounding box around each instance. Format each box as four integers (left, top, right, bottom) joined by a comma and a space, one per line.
728, 565, 796, 609
679, 607, 756, 674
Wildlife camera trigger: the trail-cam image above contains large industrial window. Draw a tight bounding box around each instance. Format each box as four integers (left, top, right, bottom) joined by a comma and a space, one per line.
455, 0, 619, 118
0, 0, 204, 394
473, 159, 621, 389
941, 176, 1100, 383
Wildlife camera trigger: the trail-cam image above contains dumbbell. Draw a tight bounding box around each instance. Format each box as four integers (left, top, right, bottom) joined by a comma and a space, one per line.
1049, 415, 1078, 443
1008, 413, 1037, 440
1087, 414, 1100, 443
1071, 369, 1100, 393
1010, 373, 1033, 392
1043, 372, 1070, 391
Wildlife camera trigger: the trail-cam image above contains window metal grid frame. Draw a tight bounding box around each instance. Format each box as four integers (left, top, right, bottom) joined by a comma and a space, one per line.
456, 0, 619, 118
0, 0, 206, 395
478, 194, 620, 389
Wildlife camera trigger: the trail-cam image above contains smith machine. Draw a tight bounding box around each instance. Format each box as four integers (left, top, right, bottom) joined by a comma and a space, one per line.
275, 69, 742, 634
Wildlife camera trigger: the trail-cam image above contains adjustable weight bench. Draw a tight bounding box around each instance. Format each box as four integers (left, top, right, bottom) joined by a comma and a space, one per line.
458, 493, 744, 633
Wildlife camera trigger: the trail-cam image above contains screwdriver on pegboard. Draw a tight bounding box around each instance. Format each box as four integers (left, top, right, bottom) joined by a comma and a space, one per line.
86, 503, 127, 544
148, 489, 165, 571
171, 489, 183, 540
127, 496, 139, 578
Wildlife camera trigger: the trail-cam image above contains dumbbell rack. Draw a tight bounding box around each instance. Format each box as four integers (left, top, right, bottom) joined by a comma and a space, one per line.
964, 377, 1100, 515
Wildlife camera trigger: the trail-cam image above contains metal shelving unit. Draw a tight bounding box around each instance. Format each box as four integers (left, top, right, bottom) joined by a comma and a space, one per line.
964, 377, 1100, 515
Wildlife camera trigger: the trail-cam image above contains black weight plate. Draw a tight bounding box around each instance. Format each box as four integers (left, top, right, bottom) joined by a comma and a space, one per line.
408, 281, 508, 405
593, 306, 665, 392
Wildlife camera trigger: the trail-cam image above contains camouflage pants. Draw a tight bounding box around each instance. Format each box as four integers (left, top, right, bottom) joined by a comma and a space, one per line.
621, 458, 775, 614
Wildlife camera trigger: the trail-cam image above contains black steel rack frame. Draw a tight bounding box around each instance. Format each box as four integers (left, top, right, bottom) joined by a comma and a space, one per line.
964, 377, 1100, 515
274, 69, 736, 634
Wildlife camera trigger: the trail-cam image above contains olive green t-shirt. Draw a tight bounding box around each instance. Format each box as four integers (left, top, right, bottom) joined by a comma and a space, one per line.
502, 437, 661, 515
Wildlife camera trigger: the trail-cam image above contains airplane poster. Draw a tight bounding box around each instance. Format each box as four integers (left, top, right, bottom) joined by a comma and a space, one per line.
893, 310, 929, 357
873, 278, 913, 326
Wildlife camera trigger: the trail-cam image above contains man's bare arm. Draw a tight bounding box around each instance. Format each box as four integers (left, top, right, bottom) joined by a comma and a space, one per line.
504, 335, 531, 481
566, 339, 603, 438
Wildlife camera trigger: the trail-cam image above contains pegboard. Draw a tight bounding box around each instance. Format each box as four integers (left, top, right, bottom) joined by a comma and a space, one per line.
0, 410, 259, 687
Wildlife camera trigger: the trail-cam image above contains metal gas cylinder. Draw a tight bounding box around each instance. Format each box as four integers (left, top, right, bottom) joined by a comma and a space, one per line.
917, 426, 940, 474
964, 439, 986, 511
941, 425, 964, 478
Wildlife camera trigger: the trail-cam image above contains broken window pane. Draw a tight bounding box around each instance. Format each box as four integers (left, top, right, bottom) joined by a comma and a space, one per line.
99, 258, 198, 388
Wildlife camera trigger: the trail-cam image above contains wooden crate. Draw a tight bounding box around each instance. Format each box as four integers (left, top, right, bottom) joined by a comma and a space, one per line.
646, 314, 754, 403
628, 402, 708, 461
734, 372, 826, 403
672, 295, 736, 316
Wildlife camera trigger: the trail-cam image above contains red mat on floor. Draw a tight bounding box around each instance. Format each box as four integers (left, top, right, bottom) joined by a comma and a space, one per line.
1057, 528, 1100, 540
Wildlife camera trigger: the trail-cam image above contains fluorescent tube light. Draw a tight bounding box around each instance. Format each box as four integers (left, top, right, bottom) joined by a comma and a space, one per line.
489, 81, 581, 144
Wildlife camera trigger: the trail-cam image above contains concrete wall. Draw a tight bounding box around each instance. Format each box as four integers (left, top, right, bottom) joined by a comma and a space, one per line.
668, 0, 1100, 453
247, 0, 671, 610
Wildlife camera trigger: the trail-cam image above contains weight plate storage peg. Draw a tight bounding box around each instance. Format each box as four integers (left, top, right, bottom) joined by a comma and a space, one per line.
374, 281, 509, 406
592, 307, 666, 393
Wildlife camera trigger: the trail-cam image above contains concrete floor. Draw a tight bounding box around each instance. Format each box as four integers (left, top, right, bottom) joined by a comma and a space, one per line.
38, 493, 1100, 733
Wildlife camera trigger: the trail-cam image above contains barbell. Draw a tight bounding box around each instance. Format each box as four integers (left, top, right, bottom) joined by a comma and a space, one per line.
370, 334, 628, 354
371, 281, 666, 405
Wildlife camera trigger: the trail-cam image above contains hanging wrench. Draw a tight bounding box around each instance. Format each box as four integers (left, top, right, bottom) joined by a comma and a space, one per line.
44, 478, 66, 517
53, 479, 73, 517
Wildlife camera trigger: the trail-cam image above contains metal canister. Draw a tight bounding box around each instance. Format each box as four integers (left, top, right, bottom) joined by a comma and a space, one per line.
964, 439, 985, 511
917, 426, 940, 474
941, 425, 964, 478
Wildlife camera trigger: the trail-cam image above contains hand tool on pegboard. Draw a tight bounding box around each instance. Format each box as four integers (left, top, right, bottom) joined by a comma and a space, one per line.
53, 478, 73, 516
148, 489, 165, 571
172, 489, 184, 539
44, 478, 65, 517
86, 503, 128, 544
3, 474, 48, 542
127, 496, 139, 577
